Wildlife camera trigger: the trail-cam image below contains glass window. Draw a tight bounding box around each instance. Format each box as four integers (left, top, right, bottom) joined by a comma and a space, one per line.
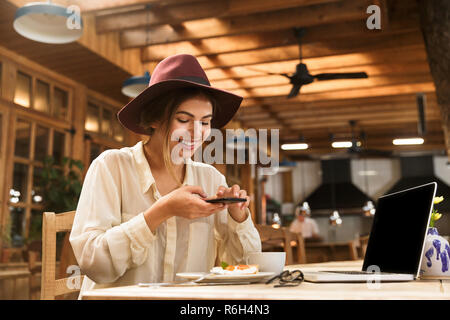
112, 119, 124, 142
9, 206, 25, 247
34, 79, 50, 113
32, 166, 44, 204
53, 87, 68, 120
102, 109, 112, 137
29, 209, 43, 242
14, 72, 32, 108
12, 162, 29, 203
52, 130, 65, 163
85, 103, 100, 132
14, 119, 31, 158
34, 125, 49, 162
90, 142, 101, 163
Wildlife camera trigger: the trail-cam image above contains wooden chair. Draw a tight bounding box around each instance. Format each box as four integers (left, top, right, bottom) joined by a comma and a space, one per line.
41, 211, 84, 300
287, 231, 307, 264
24, 240, 42, 299
255, 224, 295, 265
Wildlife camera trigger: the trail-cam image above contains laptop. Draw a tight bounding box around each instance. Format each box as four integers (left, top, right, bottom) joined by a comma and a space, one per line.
303, 182, 437, 283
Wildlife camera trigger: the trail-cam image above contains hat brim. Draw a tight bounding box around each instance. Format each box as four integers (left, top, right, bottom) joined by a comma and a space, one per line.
117, 79, 243, 135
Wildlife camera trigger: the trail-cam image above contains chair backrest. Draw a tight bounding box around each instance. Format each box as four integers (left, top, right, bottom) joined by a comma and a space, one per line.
287, 230, 307, 264
255, 224, 294, 265
41, 211, 84, 300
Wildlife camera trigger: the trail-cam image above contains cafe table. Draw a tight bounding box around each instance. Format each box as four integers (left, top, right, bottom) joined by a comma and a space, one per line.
81, 260, 450, 300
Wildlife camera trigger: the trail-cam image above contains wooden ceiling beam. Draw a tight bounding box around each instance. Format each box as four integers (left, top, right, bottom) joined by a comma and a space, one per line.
246, 108, 441, 128
240, 95, 439, 119
213, 63, 431, 91
140, 16, 419, 61
230, 72, 432, 99
246, 115, 434, 131
205, 45, 427, 82
120, 0, 370, 47
240, 82, 436, 107
238, 93, 438, 117
196, 31, 423, 70
98, 0, 339, 34
278, 119, 445, 137
238, 101, 439, 122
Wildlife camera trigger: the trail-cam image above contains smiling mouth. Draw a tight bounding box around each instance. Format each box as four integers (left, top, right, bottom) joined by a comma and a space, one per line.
179, 138, 202, 148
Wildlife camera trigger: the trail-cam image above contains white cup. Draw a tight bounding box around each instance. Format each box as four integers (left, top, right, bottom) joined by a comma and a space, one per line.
246, 252, 286, 275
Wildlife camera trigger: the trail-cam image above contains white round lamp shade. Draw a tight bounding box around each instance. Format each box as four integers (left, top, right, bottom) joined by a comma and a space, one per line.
14, 2, 83, 44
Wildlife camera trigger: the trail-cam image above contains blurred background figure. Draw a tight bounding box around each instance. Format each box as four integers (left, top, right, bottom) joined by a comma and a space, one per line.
289, 202, 322, 241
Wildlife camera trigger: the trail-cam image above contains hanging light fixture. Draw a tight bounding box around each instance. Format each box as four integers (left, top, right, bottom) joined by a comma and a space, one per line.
121, 71, 151, 98
14, 1, 83, 44
121, 4, 152, 98
363, 201, 376, 217
271, 213, 281, 229
329, 210, 342, 226
299, 201, 311, 216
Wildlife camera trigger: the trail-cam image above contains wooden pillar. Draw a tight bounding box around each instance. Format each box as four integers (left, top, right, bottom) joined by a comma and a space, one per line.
240, 164, 256, 222
418, 0, 450, 160
282, 171, 293, 203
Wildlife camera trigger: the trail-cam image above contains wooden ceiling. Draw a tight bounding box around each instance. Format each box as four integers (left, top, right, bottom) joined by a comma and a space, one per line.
1, 0, 446, 159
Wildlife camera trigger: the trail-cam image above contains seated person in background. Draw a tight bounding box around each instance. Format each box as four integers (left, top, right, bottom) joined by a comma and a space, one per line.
289, 202, 322, 241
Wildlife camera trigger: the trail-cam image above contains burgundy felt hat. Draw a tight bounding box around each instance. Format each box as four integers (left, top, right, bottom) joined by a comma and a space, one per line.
117, 54, 243, 135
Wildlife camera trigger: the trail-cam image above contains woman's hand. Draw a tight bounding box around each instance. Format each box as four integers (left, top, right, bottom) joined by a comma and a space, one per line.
143, 185, 226, 232
215, 184, 250, 223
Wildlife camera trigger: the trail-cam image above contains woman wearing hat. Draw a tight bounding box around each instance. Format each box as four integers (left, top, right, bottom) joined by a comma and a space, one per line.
70, 54, 261, 296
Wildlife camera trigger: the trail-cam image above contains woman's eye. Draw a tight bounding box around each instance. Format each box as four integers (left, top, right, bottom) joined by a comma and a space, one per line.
201, 122, 210, 126
177, 119, 189, 123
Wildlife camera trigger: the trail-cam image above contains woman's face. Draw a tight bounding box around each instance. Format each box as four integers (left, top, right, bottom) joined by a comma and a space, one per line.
169, 95, 213, 159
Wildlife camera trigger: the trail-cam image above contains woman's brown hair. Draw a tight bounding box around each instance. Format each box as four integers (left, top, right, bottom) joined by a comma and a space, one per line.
139, 87, 218, 186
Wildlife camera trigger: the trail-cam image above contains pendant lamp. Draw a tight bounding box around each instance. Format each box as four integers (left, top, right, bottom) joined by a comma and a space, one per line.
121, 71, 151, 98
14, 1, 83, 44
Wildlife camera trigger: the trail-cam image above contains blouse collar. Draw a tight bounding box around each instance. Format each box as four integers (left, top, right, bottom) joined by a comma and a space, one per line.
131, 141, 194, 194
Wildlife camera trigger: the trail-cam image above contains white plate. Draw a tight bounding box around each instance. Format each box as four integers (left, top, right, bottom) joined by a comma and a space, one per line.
176, 272, 275, 283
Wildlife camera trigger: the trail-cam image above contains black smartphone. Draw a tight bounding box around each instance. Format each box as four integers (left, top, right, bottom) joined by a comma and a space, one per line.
205, 197, 247, 204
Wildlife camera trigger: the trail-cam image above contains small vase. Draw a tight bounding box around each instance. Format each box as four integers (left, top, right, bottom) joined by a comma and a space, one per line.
420, 227, 450, 278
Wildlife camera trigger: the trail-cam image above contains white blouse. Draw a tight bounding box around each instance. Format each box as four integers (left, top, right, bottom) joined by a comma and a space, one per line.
70, 141, 262, 297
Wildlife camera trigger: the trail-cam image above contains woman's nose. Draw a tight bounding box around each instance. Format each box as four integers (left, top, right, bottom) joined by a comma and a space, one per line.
192, 120, 203, 139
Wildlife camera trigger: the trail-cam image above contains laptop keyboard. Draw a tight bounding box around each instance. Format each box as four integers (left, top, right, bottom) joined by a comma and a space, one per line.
323, 271, 372, 275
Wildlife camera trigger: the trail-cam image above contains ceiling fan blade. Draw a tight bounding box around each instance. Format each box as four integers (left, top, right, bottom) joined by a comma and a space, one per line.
287, 84, 302, 98
313, 72, 368, 81
243, 66, 292, 78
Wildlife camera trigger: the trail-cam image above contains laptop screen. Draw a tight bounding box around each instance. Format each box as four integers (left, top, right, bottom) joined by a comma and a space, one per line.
362, 182, 436, 275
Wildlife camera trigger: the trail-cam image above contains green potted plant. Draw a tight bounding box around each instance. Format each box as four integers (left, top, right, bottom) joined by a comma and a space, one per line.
29, 156, 84, 258
1, 219, 12, 263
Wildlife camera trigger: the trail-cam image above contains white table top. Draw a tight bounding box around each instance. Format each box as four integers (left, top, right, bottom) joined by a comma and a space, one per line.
81, 260, 450, 300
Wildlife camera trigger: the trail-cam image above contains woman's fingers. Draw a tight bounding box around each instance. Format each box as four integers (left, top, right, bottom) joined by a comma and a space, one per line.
231, 184, 240, 197
238, 189, 249, 209
216, 184, 241, 198
184, 185, 208, 198
216, 186, 227, 196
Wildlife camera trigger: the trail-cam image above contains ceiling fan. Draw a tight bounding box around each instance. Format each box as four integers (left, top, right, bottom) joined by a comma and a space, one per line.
250, 27, 369, 98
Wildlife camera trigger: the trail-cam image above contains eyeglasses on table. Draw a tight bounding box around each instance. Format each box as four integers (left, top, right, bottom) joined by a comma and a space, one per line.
265, 270, 304, 287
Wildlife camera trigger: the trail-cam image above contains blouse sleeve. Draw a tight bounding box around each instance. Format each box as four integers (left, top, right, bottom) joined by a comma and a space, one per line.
213, 172, 262, 265
69, 152, 156, 284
